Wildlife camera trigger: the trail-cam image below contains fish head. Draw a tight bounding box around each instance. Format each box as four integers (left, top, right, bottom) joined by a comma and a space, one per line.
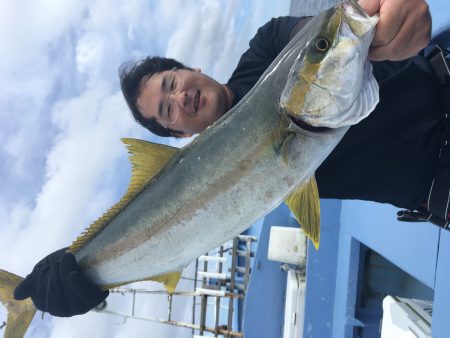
280, 0, 379, 128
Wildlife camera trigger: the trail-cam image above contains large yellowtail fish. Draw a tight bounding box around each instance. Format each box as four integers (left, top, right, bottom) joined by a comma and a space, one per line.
0, 1, 378, 336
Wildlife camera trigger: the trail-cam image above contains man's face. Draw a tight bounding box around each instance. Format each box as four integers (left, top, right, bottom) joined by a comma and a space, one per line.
137, 68, 231, 137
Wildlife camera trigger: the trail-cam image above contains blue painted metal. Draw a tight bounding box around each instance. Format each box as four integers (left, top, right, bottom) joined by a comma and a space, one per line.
340, 200, 439, 288
303, 199, 341, 338
318, 200, 443, 338
332, 231, 361, 338
431, 229, 450, 338
243, 199, 447, 338
243, 204, 295, 338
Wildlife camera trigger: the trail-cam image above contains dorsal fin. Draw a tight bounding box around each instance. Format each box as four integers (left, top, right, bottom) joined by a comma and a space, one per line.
68, 138, 178, 253
284, 175, 321, 249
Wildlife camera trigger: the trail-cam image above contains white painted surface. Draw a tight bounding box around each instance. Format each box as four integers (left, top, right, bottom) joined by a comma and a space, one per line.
268, 226, 307, 265
381, 295, 432, 338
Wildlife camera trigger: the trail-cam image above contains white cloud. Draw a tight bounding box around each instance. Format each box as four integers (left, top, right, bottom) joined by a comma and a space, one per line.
166, 0, 291, 82
166, 0, 241, 80
0, 0, 86, 73
0, 88, 142, 272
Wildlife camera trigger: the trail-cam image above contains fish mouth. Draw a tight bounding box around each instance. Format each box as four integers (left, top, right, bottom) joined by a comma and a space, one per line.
342, 0, 379, 38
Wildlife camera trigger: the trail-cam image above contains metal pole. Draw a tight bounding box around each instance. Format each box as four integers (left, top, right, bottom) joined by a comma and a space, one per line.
227, 238, 239, 338
98, 309, 243, 337
192, 258, 199, 336
109, 288, 244, 299
168, 294, 173, 322
213, 245, 224, 337
199, 253, 208, 336
244, 237, 252, 291
131, 290, 136, 317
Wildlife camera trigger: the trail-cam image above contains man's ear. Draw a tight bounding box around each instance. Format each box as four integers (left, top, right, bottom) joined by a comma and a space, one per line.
171, 130, 193, 138
193, 68, 201, 73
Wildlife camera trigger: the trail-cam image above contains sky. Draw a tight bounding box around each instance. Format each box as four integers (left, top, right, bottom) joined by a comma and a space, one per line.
0, 0, 291, 337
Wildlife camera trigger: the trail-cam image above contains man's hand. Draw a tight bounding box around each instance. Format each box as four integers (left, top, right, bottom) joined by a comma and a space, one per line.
359, 0, 432, 61
14, 248, 109, 317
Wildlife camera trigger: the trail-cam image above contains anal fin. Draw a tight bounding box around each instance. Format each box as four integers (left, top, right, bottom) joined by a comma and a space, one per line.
150, 271, 182, 294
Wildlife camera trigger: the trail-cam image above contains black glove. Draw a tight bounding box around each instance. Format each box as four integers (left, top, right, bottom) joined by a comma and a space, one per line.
14, 248, 109, 317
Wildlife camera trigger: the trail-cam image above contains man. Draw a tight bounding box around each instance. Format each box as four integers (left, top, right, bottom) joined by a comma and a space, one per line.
14, 0, 443, 317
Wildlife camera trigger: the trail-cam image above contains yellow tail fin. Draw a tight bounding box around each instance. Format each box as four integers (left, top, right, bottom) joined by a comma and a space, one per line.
0, 270, 36, 338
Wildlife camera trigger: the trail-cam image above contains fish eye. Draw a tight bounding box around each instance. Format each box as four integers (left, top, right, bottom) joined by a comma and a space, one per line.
307, 36, 331, 64
315, 37, 330, 52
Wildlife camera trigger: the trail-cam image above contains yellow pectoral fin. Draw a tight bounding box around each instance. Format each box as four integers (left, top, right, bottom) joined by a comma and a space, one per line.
69, 138, 179, 253
280, 133, 295, 166
150, 271, 182, 294
0, 269, 37, 338
285, 175, 321, 249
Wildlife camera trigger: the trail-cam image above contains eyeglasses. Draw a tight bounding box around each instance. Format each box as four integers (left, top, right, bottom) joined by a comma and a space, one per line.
161, 67, 184, 127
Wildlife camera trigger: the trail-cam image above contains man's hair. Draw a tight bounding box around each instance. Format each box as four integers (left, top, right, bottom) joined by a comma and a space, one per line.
119, 56, 190, 137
